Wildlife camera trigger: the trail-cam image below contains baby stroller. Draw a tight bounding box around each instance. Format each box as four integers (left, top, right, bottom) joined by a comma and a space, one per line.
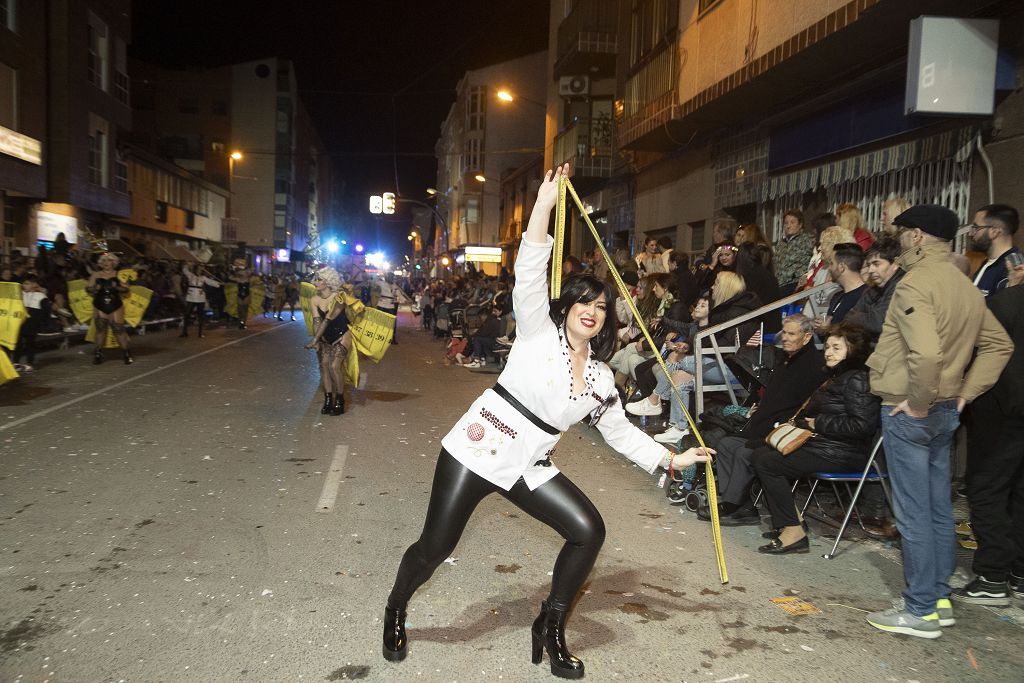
434, 301, 451, 338
666, 461, 710, 511
449, 308, 466, 339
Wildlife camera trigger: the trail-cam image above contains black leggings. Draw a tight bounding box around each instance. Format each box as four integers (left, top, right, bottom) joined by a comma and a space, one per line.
388, 449, 605, 612
184, 302, 206, 333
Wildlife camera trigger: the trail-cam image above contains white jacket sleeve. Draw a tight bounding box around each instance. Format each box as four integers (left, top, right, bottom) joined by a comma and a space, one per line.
512, 235, 556, 340
594, 397, 667, 474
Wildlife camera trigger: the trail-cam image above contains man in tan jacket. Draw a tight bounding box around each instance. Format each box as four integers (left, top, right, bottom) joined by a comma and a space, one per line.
865, 205, 1012, 639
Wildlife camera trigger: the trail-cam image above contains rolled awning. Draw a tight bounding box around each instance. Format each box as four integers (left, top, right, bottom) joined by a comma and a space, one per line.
764, 126, 978, 199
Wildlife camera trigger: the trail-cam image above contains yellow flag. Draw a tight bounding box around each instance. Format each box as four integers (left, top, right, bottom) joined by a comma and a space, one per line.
248, 281, 265, 319
0, 282, 27, 351
344, 342, 359, 386
0, 350, 18, 384
118, 268, 138, 284
85, 286, 154, 347
300, 282, 316, 336
223, 283, 239, 319
67, 279, 93, 324
349, 307, 395, 363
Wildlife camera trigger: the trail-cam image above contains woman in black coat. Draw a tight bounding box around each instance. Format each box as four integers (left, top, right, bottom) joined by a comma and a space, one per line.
752, 322, 880, 554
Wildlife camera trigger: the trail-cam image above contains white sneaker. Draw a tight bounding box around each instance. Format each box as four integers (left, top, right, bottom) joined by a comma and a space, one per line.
464, 359, 484, 368
496, 336, 512, 346
625, 398, 662, 416
654, 426, 690, 443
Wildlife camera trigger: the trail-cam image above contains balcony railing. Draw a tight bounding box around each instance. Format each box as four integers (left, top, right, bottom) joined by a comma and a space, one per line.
619, 44, 679, 148
553, 117, 613, 181
554, 0, 618, 78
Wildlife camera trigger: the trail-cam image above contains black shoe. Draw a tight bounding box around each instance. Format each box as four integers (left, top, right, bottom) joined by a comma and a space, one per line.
123, 351, 133, 365
758, 535, 810, 555
697, 501, 739, 522
382, 605, 408, 662
239, 321, 247, 329
719, 507, 761, 527
952, 576, 1011, 606
92, 350, 103, 365
330, 393, 345, 415
531, 601, 584, 679
1009, 574, 1024, 600
321, 393, 333, 415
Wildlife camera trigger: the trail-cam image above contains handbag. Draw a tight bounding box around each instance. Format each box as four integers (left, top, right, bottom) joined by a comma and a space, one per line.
764, 392, 817, 455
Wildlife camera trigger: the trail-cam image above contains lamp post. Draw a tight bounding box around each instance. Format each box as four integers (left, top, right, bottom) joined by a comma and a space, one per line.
495, 89, 546, 109
225, 150, 243, 248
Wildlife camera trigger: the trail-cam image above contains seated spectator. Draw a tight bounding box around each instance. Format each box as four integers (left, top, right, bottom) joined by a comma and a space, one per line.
457, 303, 503, 368
703, 219, 737, 265
695, 315, 827, 524
610, 273, 671, 382
845, 236, 904, 343
817, 243, 866, 330
696, 243, 737, 292
775, 210, 815, 296
753, 322, 880, 554
881, 197, 911, 236
803, 225, 854, 319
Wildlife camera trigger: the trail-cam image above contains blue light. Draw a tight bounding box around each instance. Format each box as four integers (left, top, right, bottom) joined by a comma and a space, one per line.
325, 240, 339, 254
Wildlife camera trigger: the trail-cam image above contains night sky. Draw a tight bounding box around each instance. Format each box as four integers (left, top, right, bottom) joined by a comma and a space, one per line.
130, 0, 550, 252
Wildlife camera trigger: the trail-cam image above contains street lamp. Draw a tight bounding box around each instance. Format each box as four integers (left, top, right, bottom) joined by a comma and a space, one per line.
474, 173, 487, 183
495, 89, 545, 109
226, 149, 244, 248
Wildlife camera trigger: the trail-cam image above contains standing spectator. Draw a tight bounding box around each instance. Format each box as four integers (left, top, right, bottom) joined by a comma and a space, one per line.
865, 205, 1012, 639
955, 258, 1024, 606
837, 203, 875, 251
846, 236, 904, 343
736, 243, 780, 330
703, 219, 737, 264
820, 243, 866, 327
774, 210, 814, 296
590, 247, 610, 282
969, 203, 1019, 299
635, 236, 667, 275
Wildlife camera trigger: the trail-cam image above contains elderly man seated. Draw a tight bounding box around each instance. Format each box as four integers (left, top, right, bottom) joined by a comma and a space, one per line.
697, 315, 828, 525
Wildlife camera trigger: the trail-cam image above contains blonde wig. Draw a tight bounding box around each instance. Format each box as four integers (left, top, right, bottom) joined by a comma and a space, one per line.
97, 252, 120, 269
313, 266, 341, 292
712, 271, 746, 308
818, 226, 856, 263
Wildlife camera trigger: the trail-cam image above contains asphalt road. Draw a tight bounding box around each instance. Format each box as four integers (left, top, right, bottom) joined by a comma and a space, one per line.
1, 311, 1021, 682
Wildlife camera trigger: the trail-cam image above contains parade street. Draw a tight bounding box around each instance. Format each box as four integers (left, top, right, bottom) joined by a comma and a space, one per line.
1, 313, 1021, 683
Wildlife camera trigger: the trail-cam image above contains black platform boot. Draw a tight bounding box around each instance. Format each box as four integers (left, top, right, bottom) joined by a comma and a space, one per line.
330, 392, 345, 415
321, 392, 333, 415
531, 601, 584, 679
123, 350, 133, 365
92, 350, 104, 365
382, 605, 408, 662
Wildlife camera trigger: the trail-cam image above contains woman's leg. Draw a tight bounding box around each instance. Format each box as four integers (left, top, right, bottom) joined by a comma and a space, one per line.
317, 345, 335, 394
502, 474, 606, 611
110, 308, 129, 350
195, 302, 206, 336
328, 341, 348, 394
387, 450, 495, 608
93, 313, 110, 356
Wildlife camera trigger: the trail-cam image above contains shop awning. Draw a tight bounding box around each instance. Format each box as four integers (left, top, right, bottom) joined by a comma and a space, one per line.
764, 126, 977, 199
145, 242, 178, 261
166, 244, 200, 263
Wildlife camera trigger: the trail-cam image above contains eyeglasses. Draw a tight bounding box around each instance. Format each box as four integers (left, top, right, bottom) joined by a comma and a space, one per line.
969, 223, 996, 233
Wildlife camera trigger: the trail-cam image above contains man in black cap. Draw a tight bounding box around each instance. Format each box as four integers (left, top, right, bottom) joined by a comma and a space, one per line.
865, 204, 1012, 639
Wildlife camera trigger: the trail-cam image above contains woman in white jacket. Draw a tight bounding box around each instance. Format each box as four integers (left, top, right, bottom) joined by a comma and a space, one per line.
383, 165, 712, 678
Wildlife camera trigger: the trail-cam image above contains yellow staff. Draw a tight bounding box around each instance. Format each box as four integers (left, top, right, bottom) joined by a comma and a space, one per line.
551, 176, 729, 584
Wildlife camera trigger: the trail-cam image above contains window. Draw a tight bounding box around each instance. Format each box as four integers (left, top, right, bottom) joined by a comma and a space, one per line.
113, 38, 128, 104
87, 13, 109, 91
3, 195, 14, 238
113, 153, 128, 194
462, 137, 481, 175
178, 98, 199, 114
630, 0, 678, 67
0, 0, 15, 33
155, 201, 168, 223
466, 86, 485, 131
0, 62, 15, 129
689, 220, 706, 251
87, 114, 109, 187
185, 211, 195, 230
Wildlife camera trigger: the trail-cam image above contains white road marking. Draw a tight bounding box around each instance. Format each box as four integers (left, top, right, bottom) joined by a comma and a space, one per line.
0, 325, 288, 433
316, 444, 349, 513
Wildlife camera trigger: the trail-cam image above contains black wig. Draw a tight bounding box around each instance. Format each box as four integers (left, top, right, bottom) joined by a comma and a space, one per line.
549, 273, 619, 362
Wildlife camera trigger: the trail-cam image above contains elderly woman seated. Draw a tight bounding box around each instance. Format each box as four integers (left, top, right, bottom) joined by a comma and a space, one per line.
752, 322, 881, 554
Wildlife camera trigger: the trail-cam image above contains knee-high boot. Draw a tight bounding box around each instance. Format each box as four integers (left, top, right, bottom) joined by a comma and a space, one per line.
531, 601, 584, 679
321, 392, 333, 415
382, 604, 408, 662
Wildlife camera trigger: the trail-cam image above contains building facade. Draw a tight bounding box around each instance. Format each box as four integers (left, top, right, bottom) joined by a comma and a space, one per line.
544, 0, 1023, 263
434, 50, 548, 274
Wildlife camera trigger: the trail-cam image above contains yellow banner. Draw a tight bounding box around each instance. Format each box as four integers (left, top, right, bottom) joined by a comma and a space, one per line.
224, 279, 264, 320
0, 350, 18, 384
344, 342, 359, 386
300, 282, 316, 336
248, 282, 265, 320
67, 279, 93, 324
224, 283, 238, 319
349, 307, 395, 363
0, 281, 27, 351
118, 268, 138, 284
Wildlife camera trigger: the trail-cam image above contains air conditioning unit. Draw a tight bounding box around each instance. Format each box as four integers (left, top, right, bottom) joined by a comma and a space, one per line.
558, 75, 590, 98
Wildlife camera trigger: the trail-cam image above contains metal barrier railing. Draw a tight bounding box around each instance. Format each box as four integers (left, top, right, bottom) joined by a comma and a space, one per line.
693, 283, 833, 416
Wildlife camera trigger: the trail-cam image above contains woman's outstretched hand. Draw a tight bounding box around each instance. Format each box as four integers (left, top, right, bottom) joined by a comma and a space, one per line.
670, 447, 714, 469
534, 163, 571, 210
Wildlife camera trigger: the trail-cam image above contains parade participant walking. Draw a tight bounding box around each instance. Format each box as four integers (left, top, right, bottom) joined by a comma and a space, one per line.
305, 267, 351, 416
229, 258, 253, 329
180, 264, 221, 338
382, 165, 712, 678
375, 275, 399, 344
86, 252, 133, 365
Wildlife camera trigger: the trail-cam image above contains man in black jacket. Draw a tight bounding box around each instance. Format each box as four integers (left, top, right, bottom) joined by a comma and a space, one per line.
956, 266, 1024, 605
699, 315, 827, 525
846, 237, 904, 344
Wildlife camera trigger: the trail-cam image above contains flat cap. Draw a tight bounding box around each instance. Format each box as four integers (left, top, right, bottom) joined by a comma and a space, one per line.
892, 204, 959, 242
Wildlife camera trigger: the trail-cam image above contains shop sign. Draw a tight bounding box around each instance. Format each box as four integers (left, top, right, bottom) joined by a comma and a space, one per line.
37, 210, 78, 243
0, 125, 43, 165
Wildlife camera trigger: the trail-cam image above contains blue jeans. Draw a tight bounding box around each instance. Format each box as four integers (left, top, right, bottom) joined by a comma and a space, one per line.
654, 356, 734, 429
879, 400, 960, 616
